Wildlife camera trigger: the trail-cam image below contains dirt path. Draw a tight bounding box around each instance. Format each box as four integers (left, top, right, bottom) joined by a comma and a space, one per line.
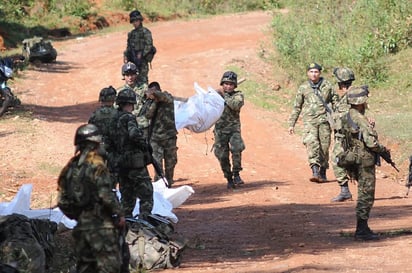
2, 10, 412, 273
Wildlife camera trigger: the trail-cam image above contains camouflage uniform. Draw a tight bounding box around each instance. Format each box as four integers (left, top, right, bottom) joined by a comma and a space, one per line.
118, 83, 150, 139
124, 24, 153, 85
145, 86, 178, 185
115, 108, 153, 219
288, 77, 339, 178
58, 149, 123, 273
213, 76, 245, 188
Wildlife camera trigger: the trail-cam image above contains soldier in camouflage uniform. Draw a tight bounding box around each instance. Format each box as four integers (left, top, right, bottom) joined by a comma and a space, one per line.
88, 86, 118, 175
145, 81, 178, 186
123, 10, 153, 86
213, 71, 245, 189
114, 88, 153, 219
330, 68, 355, 202
58, 124, 125, 273
117, 62, 151, 139
288, 63, 339, 183
344, 86, 390, 240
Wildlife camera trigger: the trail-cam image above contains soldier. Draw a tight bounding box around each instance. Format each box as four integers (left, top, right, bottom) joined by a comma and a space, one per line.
123, 9, 154, 86
145, 81, 178, 186
344, 86, 390, 240
288, 62, 339, 182
213, 71, 246, 189
330, 68, 355, 202
57, 124, 125, 273
114, 88, 153, 219
88, 86, 118, 175
117, 62, 151, 139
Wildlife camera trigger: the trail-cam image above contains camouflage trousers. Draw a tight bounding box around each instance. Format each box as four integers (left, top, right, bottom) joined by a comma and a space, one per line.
302, 121, 331, 169
151, 137, 178, 184
213, 131, 245, 179
137, 62, 149, 85
353, 164, 376, 220
331, 134, 349, 186
119, 167, 153, 219
72, 227, 122, 273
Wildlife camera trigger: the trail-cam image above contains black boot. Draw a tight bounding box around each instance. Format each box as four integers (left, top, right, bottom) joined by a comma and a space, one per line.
233, 173, 244, 185
331, 184, 352, 202
355, 218, 379, 241
319, 167, 327, 182
227, 177, 236, 189
309, 165, 320, 183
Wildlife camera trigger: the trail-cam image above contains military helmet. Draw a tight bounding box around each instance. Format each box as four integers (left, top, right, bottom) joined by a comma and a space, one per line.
220, 71, 238, 87
333, 67, 355, 83
122, 62, 138, 76
129, 10, 143, 23
99, 86, 116, 102
74, 124, 102, 146
116, 88, 137, 104
347, 85, 369, 105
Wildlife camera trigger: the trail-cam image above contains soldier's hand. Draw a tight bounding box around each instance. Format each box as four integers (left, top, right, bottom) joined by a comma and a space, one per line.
116, 216, 126, 229
288, 127, 295, 135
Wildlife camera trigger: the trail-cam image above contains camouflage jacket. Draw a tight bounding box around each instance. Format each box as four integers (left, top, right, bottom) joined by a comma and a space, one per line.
214, 90, 244, 134
118, 83, 150, 129
331, 92, 350, 133
288, 77, 338, 127
124, 24, 153, 61
88, 105, 118, 155
115, 110, 146, 153
59, 151, 122, 230
145, 90, 177, 141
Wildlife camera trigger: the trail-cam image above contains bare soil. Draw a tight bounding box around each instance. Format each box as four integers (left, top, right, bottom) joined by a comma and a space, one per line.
2, 11, 412, 273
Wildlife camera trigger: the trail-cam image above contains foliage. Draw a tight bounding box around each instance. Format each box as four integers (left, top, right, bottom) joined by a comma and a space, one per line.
271, 0, 412, 84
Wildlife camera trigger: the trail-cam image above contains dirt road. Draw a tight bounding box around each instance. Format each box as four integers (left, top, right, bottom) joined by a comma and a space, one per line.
2, 10, 412, 273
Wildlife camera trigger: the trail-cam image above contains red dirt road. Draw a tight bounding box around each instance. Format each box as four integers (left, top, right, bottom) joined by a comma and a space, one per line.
2, 11, 412, 273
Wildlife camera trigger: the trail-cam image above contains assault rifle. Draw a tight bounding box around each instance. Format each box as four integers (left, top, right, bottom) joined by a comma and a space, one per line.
146, 142, 169, 188
379, 149, 400, 172
406, 156, 412, 196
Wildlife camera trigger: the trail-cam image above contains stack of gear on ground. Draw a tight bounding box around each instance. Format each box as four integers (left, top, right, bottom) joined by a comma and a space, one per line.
22, 36, 57, 63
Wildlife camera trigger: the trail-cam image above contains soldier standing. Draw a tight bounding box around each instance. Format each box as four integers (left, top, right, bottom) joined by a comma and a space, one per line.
343, 86, 390, 240
213, 71, 246, 189
145, 81, 178, 186
114, 88, 154, 220
288, 63, 339, 182
330, 68, 355, 202
88, 86, 118, 175
57, 124, 125, 273
123, 9, 154, 86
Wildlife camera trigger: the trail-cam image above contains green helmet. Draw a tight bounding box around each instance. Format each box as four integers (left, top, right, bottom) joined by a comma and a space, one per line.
347, 85, 369, 105
99, 86, 116, 102
220, 71, 238, 87
74, 124, 102, 146
129, 10, 143, 23
333, 67, 355, 83
116, 88, 136, 104
122, 62, 138, 76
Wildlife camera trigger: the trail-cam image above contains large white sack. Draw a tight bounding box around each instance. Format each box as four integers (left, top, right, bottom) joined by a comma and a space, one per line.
174, 82, 224, 133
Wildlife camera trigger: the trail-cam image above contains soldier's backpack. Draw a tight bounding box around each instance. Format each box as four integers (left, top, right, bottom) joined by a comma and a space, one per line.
57, 161, 94, 220
125, 216, 185, 271
22, 36, 57, 63
334, 112, 361, 168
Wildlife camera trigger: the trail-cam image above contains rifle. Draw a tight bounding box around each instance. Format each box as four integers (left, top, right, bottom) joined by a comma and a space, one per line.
406, 156, 412, 196
379, 149, 400, 172
113, 215, 130, 273
147, 142, 169, 188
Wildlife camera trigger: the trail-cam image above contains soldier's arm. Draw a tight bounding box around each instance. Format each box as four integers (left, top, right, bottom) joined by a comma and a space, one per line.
288, 87, 304, 128
224, 92, 244, 111
95, 165, 123, 217
142, 28, 153, 57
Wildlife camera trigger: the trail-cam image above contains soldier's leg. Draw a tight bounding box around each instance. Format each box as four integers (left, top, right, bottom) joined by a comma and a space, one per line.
137, 62, 149, 85
151, 140, 165, 181
331, 137, 352, 202
230, 132, 245, 185
303, 123, 321, 182
132, 168, 154, 220
213, 132, 233, 188
118, 172, 137, 217
318, 122, 331, 181
164, 137, 178, 185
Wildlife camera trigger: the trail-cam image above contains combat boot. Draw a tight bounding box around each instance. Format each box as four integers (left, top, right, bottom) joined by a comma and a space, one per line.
319, 167, 327, 182
355, 219, 379, 241
233, 173, 244, 185
309, 165, 320, 183
331, 184, 352, 202
227, 177, 236, 189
